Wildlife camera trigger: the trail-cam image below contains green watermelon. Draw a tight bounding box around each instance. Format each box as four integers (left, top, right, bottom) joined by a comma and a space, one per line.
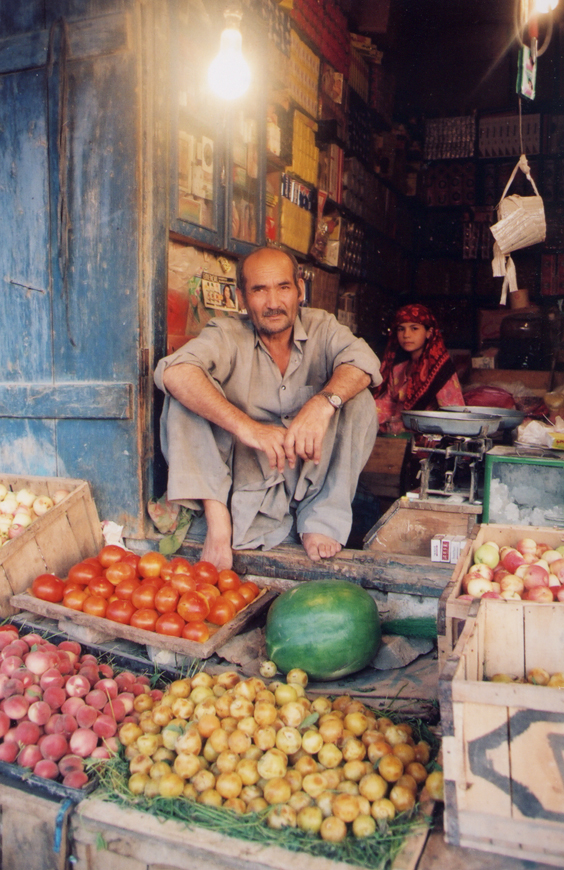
265, 580, 381, 681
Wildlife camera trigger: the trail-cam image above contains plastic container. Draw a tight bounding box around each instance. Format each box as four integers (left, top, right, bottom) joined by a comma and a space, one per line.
483, 445, 564, 525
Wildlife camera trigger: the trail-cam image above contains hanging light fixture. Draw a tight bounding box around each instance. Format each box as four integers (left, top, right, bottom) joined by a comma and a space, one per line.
515, 0, 559, 58
533, 0, 558, 13
208, 7, 251, 100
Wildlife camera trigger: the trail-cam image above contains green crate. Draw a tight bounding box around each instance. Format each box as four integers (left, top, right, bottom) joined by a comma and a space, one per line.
483, 445, 564, 526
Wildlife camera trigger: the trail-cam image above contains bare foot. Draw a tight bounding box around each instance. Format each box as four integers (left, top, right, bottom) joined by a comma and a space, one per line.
201, 499, 233, 571
301, 532, 342, 562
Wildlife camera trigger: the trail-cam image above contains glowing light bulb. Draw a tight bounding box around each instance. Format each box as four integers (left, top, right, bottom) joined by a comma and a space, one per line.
534, 0, 558, 12
208, 26, 251, 100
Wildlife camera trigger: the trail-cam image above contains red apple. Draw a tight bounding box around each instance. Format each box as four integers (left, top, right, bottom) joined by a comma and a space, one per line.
501, 548, 526, 574
524, 586, 555, 603
522, 563, 550, 589
500, 574, 525, 595
516, 537, 538, 556
500, 590, 522, 600
466, 577, 494, 598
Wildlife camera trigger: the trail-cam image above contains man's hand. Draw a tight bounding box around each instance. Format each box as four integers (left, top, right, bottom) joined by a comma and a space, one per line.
238, 419, 289, 473
284, 395, 335, 467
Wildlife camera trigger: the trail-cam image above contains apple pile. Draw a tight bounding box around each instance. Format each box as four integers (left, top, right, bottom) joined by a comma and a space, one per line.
0, 622, 160, 788
458, 537, 564, 603
0, 484, 69, 546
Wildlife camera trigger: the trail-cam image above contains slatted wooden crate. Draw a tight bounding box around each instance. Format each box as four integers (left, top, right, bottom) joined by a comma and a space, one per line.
0, 475, 102, 617
439, 598, 564, 866
437, 523, 564, 669
69, 795, 434, 870
0, 778, 73, 870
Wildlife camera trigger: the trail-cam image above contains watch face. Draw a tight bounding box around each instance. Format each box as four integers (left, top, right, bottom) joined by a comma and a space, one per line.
329, 394, 342, 408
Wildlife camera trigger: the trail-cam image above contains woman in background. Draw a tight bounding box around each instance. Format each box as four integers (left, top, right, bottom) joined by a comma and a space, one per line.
374, 303, 464, 434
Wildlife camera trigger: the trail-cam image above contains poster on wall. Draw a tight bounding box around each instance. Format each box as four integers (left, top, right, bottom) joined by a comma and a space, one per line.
201, 272, 239, 311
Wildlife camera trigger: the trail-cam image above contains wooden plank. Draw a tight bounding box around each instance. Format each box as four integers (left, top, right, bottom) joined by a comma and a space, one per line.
508, 706, 564, 820
11, 584, 278, 660
523, 601, 564, 673
391, 801, 434, 870
0, 382, 133, 419
457, 810, 564, 865
451, 679, 564, 714
0, 780, 71, 870
0, 11, 130, 75
458, 701, 512, 817
176, 539, 454, 598
72, 797, 365, 870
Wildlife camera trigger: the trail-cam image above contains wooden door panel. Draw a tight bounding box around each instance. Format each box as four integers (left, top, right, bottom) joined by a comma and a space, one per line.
0, 69, 52, 383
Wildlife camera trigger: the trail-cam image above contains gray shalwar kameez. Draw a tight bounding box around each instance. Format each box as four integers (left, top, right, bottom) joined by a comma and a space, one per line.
154, 307, 382, 551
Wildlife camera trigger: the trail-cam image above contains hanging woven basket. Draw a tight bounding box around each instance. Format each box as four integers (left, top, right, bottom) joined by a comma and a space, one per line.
490, 154, 546, 304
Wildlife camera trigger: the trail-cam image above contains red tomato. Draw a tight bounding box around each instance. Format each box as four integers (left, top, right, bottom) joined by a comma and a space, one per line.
195, 582, 221, 609
114, 577, 141, 601
182, 621, 210, 643
106, 599, 135, 625
222, 589, 246, 612
154, 584, 180, 614
82, 595, 108, 618
31, 574, 65, 603
193, 561, 219, 586
217, 569, 241, 593
63, 579, 86, 595
159, 565, 174, 583
207, 597, 236, 626
140, 576, 165, 590
138, 551, 168, 579
120, 551, 141, 574
88, 576, 114, 599
67, 562, 101, 586
177, 591, 210, 622
82, 556, 103, 569
98, 545, 127, 568
170, 557, 194, 574
63, 589, 89, 611
131, 584, 157, 610
238, 581, 260, 604
130, 608, 159, 632
106, 561, 137, 587
170, 573, 197, 595
155, 612, 185, 637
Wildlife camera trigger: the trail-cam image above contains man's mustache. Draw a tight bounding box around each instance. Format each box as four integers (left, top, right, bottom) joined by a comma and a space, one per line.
264, 308, 287, 317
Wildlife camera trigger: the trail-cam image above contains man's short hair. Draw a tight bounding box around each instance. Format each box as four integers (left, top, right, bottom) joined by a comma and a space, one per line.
236, 247, 301, 297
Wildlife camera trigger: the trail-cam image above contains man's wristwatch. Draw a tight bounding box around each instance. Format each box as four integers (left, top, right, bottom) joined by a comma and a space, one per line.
319, 391, 343, 409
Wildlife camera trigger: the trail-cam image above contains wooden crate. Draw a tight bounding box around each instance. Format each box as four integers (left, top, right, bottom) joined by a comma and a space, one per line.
437, 523, 564, 669
70, 795, 433, 870
439, 598, 564, 866
0, 777, 73, 870
0, 475, 102, 617
364, 497, 480, 560
11, 579, 278, 661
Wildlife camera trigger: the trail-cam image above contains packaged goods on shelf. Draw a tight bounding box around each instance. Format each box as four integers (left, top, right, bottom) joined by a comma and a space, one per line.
289, 29, 320, 119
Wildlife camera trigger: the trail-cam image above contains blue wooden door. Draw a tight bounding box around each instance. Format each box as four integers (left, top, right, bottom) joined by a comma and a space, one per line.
0, 3, 163, 536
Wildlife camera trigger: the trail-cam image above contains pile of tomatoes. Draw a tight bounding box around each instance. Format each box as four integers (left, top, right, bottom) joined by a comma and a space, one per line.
30, 546, 261, 644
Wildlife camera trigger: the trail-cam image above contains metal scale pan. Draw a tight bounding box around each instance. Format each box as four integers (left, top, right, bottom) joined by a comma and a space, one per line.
444, 406, 525, 431
401, 410, 502, 437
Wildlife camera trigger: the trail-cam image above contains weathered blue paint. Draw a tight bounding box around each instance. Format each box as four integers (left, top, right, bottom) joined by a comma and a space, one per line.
0, 2, 152, 537
0, 383, 132, 418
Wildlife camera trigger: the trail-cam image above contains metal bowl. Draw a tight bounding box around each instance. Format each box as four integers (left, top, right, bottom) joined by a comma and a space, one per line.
401, 410, 502, 437
444, 406, 525, 431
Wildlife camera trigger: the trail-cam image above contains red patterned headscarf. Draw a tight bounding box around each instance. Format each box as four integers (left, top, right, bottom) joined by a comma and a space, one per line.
374, 304, 457, 411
